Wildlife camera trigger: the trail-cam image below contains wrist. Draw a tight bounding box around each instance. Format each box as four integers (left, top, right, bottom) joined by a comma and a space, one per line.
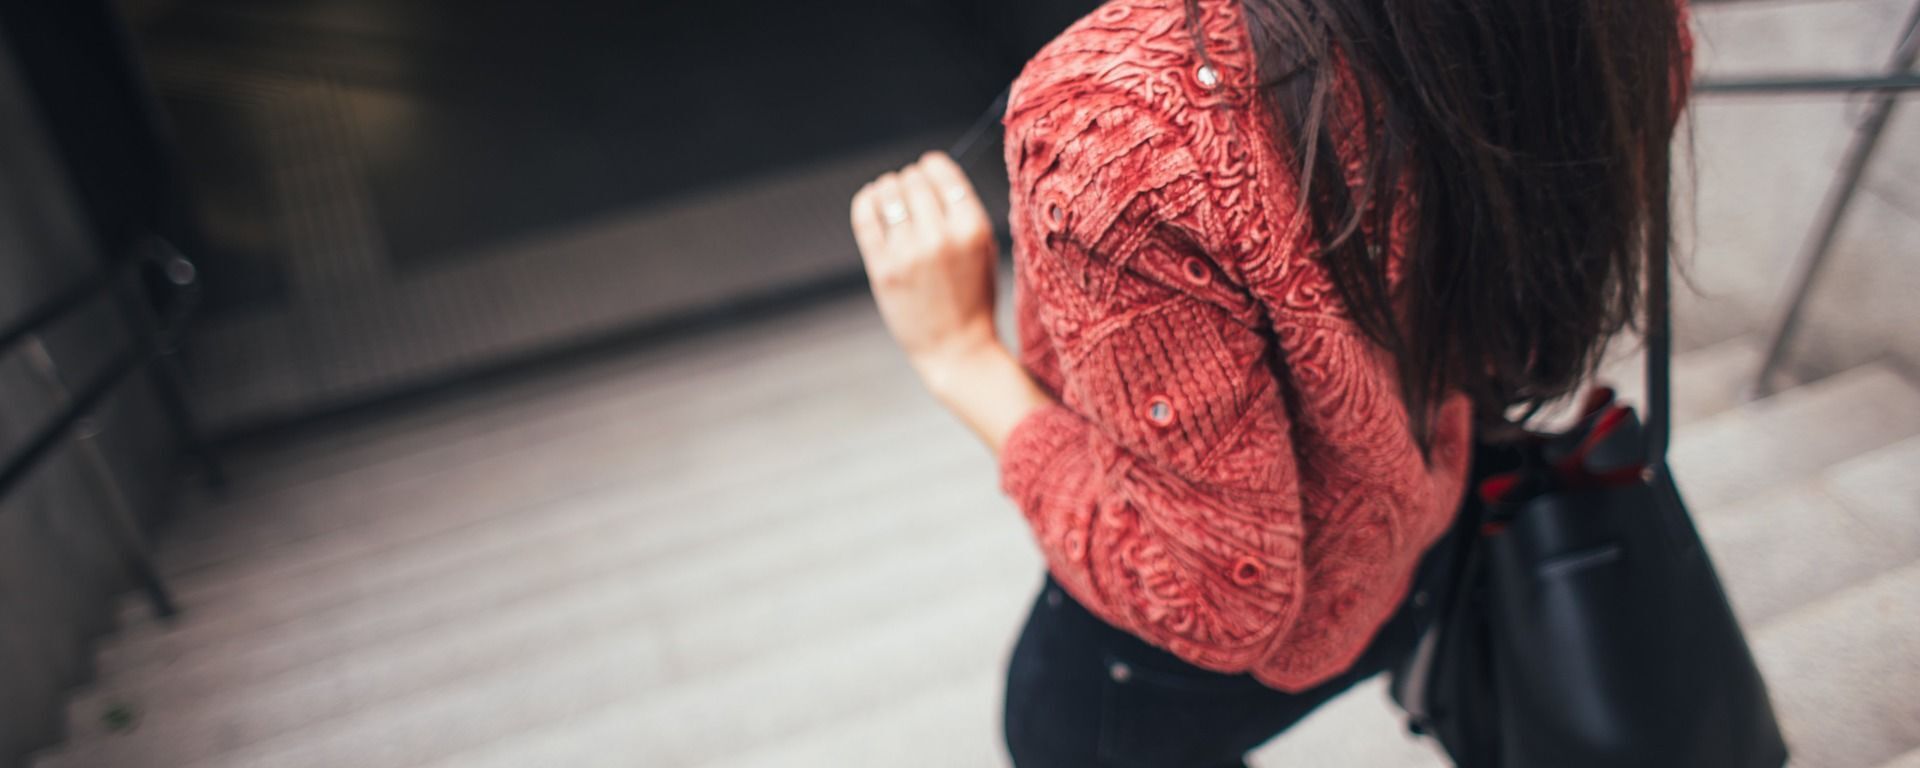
911, 332, 1053, 456
912, 331, 1009, 400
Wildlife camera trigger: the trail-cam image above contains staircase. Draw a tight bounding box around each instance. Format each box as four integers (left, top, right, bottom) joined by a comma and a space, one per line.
27, 293, 1920, 768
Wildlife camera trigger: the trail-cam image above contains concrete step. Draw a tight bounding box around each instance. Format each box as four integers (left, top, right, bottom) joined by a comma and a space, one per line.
170, 296, 877, 520
1695, 482, 1914, 628
1882, 746, 1920, 768
1695, 433, 1920, 628
394, 573, 1032, 768
125, 397, 947, 654
78, 423, 983, 712
99, 393, 955, 674
1750, 561, 1920, 768
162, 307, 869, 558
1247, 677, 1447, 768
124, 566, 1032, 768
48, 486, 1035, 766
80, 463, 1021, 739
1668, 364, 1920, 512
1823, 434, 1920, 556
148, 305, 901, 583
687, 651, 1009, 768
152, 370, 910, 595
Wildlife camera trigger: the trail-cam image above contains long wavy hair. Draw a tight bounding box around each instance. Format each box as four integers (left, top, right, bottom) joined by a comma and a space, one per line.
1187, 0, 1687, 444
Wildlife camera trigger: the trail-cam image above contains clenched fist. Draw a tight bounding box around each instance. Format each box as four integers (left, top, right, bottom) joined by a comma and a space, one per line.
850, 150, 1002, 385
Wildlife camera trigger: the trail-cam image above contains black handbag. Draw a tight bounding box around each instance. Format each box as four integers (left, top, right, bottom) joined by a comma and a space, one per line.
1387, 216, 1790, 767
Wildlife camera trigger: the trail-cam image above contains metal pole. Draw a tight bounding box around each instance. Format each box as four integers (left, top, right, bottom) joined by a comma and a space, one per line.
73, 414, 180, 620
20, 337, 178, 620
1752, 0, 1920, 396
113, 238, 226, 490
1695, 73, 1920, 96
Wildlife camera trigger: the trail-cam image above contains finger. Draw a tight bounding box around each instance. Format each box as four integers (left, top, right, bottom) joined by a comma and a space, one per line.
872, 173, 910, 242
850, 183, 889, 263
917, 150, 991, 240
898, 164, 945, 245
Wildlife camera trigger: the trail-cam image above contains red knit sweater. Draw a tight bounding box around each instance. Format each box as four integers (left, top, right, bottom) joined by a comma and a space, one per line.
996, 0, 1694, 691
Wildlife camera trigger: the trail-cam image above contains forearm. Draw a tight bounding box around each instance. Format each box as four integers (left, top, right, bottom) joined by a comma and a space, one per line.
913, 338, 1054, 458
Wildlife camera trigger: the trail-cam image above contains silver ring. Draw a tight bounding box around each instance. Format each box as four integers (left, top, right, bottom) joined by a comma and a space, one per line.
881, 200, 909, 226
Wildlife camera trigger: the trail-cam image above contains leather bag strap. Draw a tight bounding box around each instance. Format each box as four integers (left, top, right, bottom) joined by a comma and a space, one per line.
1645, 170, 1674, 467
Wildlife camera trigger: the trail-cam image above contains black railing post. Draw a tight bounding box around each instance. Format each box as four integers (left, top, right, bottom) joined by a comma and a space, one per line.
1, 236, 210, 621
19, 337, 178, 620
115, 238, 225, 490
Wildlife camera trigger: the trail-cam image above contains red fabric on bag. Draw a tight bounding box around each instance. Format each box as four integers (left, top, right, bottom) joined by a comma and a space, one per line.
995, 0, 1694, 692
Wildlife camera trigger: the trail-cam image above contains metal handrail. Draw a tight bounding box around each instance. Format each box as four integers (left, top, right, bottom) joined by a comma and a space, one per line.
1734, 0, 1920, 396
0, 237, 213, 619
0, 248, 199, 496
1696, 73, 1920, 95
0, 252, 146, 354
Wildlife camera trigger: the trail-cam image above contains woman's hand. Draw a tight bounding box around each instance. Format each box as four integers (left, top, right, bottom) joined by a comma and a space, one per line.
851, 150, 1052, 456
850, 151, 1002, 389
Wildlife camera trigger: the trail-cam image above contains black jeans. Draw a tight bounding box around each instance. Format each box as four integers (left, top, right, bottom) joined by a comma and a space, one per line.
1001, 512, 1466, 768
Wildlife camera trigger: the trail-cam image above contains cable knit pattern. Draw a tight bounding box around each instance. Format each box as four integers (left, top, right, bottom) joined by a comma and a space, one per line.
997, 0, 1694, 691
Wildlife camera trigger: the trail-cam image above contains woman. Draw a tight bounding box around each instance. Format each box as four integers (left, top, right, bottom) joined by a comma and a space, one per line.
850, 0, 1692, 764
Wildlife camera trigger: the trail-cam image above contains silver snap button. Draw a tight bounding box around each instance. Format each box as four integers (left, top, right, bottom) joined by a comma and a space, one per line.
1109, 661, 1133, 683
1144, 397, 1174, 427
1046, 589, 1063, 608
1195, 64, 1220, 89
1413, 590, 1430, 608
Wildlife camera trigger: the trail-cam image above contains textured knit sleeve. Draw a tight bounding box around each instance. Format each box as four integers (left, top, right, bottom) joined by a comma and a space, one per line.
997, 84, 1307, 672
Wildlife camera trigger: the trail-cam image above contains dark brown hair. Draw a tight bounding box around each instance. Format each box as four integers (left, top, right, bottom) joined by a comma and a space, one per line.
1190, 0, 1686, 443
